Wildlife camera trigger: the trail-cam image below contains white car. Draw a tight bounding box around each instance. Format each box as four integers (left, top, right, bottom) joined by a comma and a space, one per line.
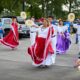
1, 17, 12, 36
1, 16, 30, 38
17, 16, 30, 38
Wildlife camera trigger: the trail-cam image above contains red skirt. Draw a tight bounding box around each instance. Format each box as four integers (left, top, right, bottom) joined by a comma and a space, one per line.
0, 30, 19, 48
28, 37, 54, 64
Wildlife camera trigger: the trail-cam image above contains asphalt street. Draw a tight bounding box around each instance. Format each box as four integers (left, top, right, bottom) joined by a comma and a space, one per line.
0, 34, 80, 80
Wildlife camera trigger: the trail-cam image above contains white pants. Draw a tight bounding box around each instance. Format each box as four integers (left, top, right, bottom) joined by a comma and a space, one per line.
30, 32, 36, 46
51, 36, 57, 64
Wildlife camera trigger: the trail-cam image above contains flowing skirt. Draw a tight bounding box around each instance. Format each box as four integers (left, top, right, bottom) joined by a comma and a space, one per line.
56, 31, 71, 54
0, 30, 19, 48
28, 37, 54, 66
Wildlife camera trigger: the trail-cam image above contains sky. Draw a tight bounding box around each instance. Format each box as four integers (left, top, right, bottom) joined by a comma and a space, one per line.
62, 4, 69, 12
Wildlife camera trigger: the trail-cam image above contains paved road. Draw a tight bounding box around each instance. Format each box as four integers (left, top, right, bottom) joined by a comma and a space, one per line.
0, 35, 80, 80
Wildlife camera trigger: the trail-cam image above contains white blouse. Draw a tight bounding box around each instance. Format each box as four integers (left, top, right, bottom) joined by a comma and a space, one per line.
38, 27, 49, 38
57, 25, 68, 33
73, 24, 80, 35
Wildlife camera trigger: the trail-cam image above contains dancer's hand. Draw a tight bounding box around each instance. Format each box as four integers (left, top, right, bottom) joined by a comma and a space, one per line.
62, 33, 65, 38
32, 25, 39, 28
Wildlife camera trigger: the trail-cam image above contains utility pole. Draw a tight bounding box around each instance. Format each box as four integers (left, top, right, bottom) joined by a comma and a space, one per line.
69, 0, 72, 13
22, 0, 25, 11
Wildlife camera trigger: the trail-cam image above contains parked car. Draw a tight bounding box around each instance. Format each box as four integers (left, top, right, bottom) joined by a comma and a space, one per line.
17, 16, 30, 38
1, 17, 12, 36
0, 18, 3, 39
1, 16, 30, 38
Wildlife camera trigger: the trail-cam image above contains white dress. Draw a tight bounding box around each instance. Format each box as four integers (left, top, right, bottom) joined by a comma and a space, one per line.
30, 26, 38, 46
57, 25, 68, 33
33, 27, 54, 66
51, 24, 58, 64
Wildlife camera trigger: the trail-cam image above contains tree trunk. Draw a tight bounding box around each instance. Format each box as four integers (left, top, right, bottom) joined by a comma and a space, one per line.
42, 0, 45, 17
69, 0, 72, 13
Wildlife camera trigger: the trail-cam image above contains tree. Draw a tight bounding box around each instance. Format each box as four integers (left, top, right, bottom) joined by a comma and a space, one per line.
0, 0, 79, 19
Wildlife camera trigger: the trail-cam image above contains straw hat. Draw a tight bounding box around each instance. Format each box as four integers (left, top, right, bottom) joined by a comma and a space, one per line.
68, 13, 75, 22
20, 11, 27, 19
25, 20, 34, 27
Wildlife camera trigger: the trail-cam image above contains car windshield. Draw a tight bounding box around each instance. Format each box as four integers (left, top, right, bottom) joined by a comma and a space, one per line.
2, 18, 12, 29
17, 17, 25, 24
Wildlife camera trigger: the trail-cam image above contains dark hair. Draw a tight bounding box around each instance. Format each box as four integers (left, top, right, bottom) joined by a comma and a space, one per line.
48, 16, 54, 19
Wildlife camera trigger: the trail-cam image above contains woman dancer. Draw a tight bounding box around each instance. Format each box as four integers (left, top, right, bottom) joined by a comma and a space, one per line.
0, 17, 19, 49
28, 19, 54, 67
56, 20, 71, 54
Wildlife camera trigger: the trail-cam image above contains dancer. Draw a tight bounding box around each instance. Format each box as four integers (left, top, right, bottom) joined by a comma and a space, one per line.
73, 20, 80, 53
28, 19, 54, 67
56, 20, 71, 54
0, 17, 19, 49
73, 20, 80, 70
48, 16, 58, 64
30, 17, 39, 45
74, 53, 80, 71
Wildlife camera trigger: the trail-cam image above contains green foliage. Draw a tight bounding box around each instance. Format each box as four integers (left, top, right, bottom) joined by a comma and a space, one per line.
0, 0, 80, 19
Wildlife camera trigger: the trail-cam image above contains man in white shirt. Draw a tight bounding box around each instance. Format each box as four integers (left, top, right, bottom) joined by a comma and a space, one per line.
73, 20, 80, 54
48, 16, 58, 64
